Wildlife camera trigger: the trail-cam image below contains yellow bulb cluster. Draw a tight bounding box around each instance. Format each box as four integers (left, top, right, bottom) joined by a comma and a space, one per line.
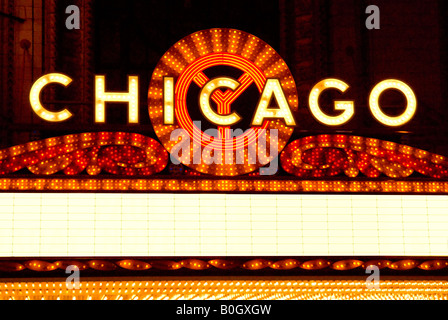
25, 260, 57, 271
28, 155, 73, 175
332, 260, 363, 270
163, 77, 174, 124
370, 158, 413, 178
118, 260, 151, 270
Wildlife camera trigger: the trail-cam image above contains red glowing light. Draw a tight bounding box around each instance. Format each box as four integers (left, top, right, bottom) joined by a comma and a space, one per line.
281, 135, 448, 179
0, 132, 168, 176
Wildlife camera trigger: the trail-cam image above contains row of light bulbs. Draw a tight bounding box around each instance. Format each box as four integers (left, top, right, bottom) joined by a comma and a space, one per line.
0, 178, 446, 193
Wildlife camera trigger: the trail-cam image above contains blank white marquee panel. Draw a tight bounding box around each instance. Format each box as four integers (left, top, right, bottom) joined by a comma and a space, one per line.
0, 193, 447, 257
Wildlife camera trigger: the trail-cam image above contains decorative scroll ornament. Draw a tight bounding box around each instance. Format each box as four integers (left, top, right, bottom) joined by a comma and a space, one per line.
281, 135, 448, 178
0, 132, 168, 176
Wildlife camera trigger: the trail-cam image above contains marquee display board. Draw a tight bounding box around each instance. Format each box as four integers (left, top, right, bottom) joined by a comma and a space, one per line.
1, 193, 448, 258
1, 29, 448, 280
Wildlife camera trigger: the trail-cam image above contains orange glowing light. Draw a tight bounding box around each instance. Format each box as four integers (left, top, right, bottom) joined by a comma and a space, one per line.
148, 28, 298, 176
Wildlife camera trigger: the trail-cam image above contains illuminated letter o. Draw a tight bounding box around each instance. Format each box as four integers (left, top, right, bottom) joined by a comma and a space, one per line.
369, 79, 417, 126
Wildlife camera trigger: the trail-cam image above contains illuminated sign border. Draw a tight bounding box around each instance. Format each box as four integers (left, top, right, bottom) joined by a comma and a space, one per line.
0, 178, 446, 194
1, 278, 447, 300
1, 257, 447, 274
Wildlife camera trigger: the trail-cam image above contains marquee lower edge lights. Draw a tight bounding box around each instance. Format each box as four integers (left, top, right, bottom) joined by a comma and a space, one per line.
1, 258, 448, 273
1, 279, 448, 300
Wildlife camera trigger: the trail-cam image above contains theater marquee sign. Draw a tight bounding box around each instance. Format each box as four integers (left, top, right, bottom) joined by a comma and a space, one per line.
27, 29, 420, 177
1, 29, 448, 266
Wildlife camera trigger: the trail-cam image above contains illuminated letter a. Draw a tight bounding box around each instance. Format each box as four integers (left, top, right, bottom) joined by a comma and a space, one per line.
251, 79, 296, 127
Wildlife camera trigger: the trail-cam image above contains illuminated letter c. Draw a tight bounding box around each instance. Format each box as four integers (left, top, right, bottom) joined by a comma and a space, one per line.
29, 73, 73, 122
199, 77, 242, 126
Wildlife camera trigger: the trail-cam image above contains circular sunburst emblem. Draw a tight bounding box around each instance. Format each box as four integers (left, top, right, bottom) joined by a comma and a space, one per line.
148, 28, 298, 176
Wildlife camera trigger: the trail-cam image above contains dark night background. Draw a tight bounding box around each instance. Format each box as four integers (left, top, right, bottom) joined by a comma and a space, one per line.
1, 0, 448, 158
